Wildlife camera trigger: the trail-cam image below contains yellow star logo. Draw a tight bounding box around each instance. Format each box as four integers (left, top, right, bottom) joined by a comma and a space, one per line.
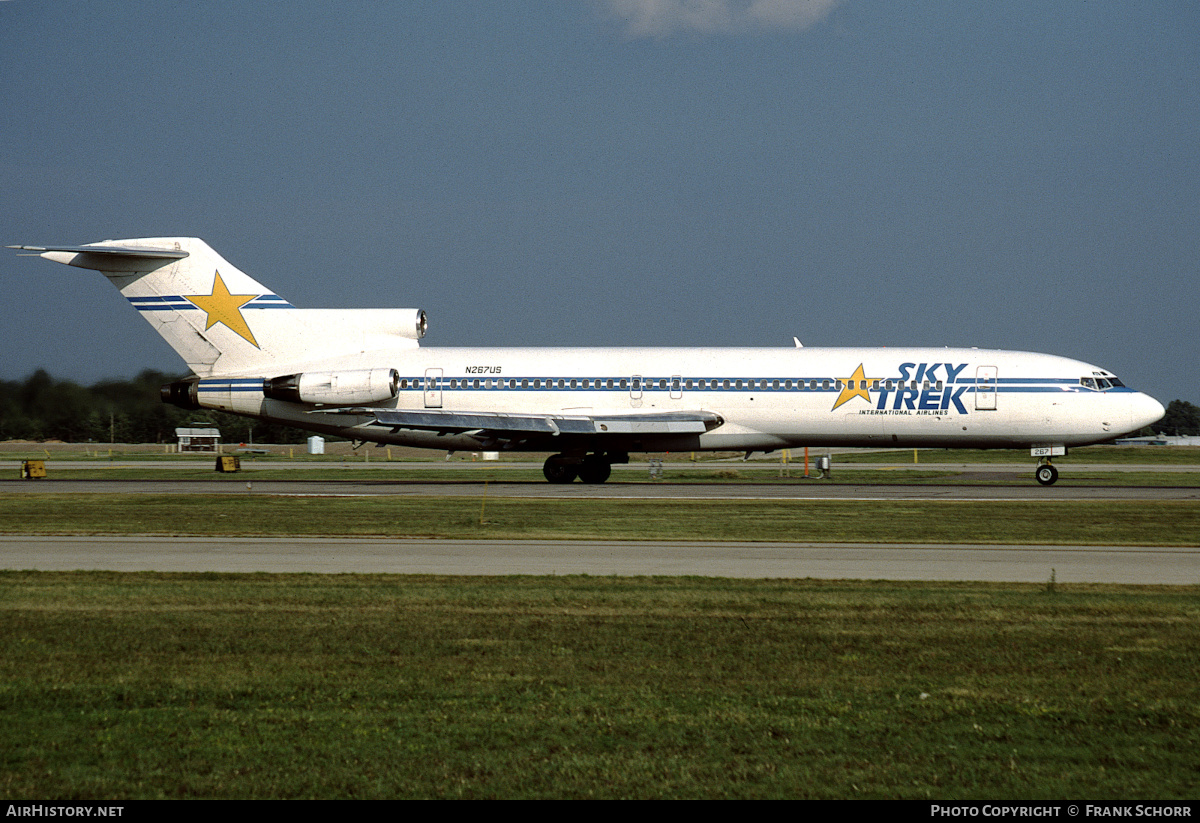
831, 363, 872, 411
185, 271, 260, 348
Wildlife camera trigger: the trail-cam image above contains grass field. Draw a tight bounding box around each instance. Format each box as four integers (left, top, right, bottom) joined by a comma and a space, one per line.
5, 443, 1200, 462
7, 442, 1200, 486
2, 443, 1196, 798
2, 572, 1197, 799
2, 494, 1199, 545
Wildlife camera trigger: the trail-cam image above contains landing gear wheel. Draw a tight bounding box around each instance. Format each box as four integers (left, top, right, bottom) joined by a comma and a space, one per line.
1035, 464, 1059, 486
543, 456, 578, 484
577, 458, 612, 484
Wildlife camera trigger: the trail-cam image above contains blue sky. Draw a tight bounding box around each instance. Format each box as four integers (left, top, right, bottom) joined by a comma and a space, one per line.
3, 1, 1196, 405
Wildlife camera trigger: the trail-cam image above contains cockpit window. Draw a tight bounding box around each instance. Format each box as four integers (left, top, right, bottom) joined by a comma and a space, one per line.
1080, 377, 1097, 390
1108, 377, 1125, 387
1097, 378, 1113, 390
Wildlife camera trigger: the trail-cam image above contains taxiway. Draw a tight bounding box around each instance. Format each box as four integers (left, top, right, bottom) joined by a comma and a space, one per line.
1, 535, 1195, 584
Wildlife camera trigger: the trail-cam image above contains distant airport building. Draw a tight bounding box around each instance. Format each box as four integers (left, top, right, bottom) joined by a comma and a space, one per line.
175, 426, 221, 452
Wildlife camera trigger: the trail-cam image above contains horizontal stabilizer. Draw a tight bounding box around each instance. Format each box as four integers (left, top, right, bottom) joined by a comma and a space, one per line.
8, 244, 188, 272
8, 243, 189, 258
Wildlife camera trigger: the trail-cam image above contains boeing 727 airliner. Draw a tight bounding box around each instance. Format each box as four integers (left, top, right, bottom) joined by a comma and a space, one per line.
10, 237, 1165, 485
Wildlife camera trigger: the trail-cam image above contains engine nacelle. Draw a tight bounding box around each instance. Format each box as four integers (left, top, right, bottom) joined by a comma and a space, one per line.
264, 368, 399, 406
161, 379, 199, 410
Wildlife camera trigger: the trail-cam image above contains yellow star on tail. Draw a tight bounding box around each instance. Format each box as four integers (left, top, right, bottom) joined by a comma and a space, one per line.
185, 271, 260, 348
831, 363, 872, 410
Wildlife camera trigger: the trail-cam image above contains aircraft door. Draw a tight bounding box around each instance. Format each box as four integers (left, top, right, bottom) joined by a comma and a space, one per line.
670, 375, 683, 400
630, 375, 643, 401
975, 366, 997, 411
424, 368, 442, 408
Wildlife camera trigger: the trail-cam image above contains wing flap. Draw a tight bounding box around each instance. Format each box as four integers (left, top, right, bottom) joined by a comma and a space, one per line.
361, 408, 723, 437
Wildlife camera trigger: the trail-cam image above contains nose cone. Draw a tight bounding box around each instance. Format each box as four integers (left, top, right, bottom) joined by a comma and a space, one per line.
1130, 392, 1166, 431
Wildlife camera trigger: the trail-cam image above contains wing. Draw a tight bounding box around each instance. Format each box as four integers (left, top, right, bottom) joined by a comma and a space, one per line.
368, 408, 723, 435
331, 407, 725, 448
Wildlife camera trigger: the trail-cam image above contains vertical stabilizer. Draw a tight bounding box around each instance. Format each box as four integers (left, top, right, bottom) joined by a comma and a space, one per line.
10, 238, 426, 377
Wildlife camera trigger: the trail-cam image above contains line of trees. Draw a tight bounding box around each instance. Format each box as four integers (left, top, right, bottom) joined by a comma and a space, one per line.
0, 370, 308, 444
1155, 400, 1200, 437
2, 370, 1198, 443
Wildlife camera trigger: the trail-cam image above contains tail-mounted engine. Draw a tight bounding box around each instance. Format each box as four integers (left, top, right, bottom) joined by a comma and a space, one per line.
162, 367, 400, 413
161, 379, 199, 410
264, 367, 400, 406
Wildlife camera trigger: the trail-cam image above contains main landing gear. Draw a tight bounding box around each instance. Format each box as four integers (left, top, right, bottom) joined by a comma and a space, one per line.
543, 452, 622, 484
1035, 460, 1059, 486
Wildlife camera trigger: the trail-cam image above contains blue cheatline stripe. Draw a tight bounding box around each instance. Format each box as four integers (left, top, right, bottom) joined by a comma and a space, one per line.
190, 374, 1134, 400
246, 295, 295, 308
993, 377, 1078, 385
127, 296, 195, 311
198, 379, 267, 393
126, 294, 294, 311
394, 377, 1107, 393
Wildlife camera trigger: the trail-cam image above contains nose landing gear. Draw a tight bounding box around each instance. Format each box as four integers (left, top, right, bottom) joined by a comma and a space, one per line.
1035, 461, 1059, 486
1031, 445, 1066, 486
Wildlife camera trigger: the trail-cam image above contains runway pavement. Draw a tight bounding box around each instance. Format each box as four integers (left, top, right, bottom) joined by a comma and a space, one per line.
4, 464, 1196, 583
2, 535, 1196, 584
2, 477, 1198, 500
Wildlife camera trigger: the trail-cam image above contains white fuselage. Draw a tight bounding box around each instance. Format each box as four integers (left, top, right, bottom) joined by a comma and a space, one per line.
204, 345, 1164, 454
